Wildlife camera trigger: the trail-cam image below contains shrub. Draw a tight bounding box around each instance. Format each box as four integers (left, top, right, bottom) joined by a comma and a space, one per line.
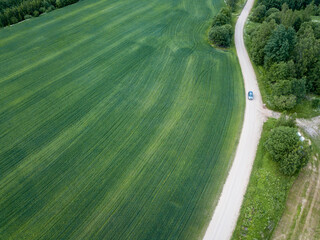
10, 16, 18, 24
265, 61, 296, 83
39, 7, 46, 13
311, 98, 320, 108
272, 94, 297, 110
211, 7, 232, 27
275, 113, 296, 128
56, 0, 63, 8
209, 24, 233, 47
46, 5, 56, 12
33, 10, 40, 17
24, 15, 32, 20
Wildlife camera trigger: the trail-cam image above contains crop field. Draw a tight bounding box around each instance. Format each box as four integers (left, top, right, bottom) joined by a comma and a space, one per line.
0, 0, 244, 239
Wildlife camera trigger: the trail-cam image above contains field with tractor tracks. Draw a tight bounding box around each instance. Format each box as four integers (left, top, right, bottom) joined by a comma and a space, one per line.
0, 0, 244, 239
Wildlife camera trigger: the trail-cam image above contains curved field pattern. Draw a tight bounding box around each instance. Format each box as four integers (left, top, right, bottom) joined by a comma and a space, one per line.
0, 0, 244, 239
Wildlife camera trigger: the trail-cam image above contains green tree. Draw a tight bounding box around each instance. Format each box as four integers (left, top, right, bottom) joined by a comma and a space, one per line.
251, 4, 267, 22
259, 0, 282, 10
308, 61, 320, 94
294, 24, 320, 88
272, 94, 296, 110
265, 60, 296, 83
264, 24, 296, 65
211, 7, 231, 27
291, 77, 306, 101
311, 22, 320, 39
249, 19, 277, 65
209, 24, 233, 47
33, 10, 39, 17
226, 0, 237, 10
272, 79, 293, 96
264, 121, 310, 176
280, 5, 296, 28
10, 16, 18, 24
284, 0, 312, 10
266, 7, 280, 17
264, 126, 300, 162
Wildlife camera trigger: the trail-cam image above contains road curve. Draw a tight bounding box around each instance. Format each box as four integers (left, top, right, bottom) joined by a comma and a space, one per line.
203, 0, 270, 239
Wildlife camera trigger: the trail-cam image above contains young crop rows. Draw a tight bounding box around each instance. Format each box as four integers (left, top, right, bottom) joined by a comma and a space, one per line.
0, 0, 244, 238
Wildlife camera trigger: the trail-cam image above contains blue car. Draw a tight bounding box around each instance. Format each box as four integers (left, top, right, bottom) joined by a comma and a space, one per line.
248, 91, 253, 100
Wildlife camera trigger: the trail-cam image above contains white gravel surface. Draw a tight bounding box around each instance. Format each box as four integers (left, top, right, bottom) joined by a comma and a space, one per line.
203, 0, 272, 239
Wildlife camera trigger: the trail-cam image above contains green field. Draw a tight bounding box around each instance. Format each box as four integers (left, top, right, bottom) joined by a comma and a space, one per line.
0, 0, 244, 239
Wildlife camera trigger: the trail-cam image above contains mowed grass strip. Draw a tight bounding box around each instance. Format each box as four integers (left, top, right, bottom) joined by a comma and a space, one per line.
0, 0, 244, 239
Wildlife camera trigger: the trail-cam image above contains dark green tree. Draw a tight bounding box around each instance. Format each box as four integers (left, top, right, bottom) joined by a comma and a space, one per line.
294, 25, 320, 88
264, 126, 300, 162
226, 0, 237, 10
264, 24, 296, 65
211, 7, 232, 27
209, 24, 233, 47
265, 60, 296, 83
265, 124, 310, 175
279, 146, 308, 175
259, 0, 282, 10
272, 94, 297, 110
291, 77, 306, 101
249, 19, 277, 65
251, 4, 267, 22
308, 61, 320, 94
266, 7, 280, 16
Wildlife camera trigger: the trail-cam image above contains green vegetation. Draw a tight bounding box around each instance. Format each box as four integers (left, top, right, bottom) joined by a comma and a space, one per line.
272, 124, 320, 239
264, 123, 311, 175
209, 7, 233, 47
0, 0, 245, 239
246, 0, 320, 112
233, 115, 312, 239
0, 0, 79, 27
232, 118, 296, 239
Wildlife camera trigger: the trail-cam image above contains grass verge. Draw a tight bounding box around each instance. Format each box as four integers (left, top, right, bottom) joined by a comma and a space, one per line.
232, 118, 296, 239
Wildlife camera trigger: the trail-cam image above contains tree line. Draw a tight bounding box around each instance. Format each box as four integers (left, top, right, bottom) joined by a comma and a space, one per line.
0, 0, 79, 27
208, 7, 233, 47
247, 0, 320, 110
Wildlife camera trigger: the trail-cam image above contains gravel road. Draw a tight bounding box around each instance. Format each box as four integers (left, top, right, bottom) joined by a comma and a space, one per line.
203, 0, 271, 239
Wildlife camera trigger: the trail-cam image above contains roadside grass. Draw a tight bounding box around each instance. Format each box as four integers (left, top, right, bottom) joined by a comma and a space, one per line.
0, 0, 245, 239
232, 119, 296, 240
